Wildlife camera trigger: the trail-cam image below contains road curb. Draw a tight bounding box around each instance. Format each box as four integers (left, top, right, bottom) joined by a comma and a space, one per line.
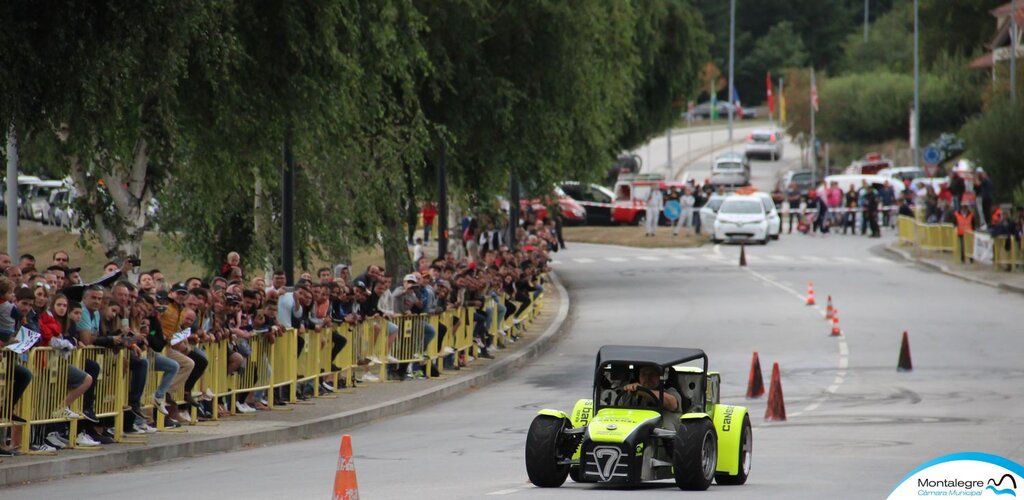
884, 243, 1024, 294
0, 272, 572, 487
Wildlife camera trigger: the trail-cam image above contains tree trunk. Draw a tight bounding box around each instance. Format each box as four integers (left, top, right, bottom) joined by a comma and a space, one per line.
381, 175, 411, 279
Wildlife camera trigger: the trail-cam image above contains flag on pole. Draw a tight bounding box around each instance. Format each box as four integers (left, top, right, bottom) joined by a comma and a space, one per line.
766, 72, 775, 114
779, 77, 786, 125
810, 68, 820, 113
731, 84, 744, 118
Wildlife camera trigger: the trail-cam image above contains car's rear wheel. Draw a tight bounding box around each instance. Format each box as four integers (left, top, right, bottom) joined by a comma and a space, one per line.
525, 416, 570, 488
674, 418, 717, 490
715, 414, 752, 485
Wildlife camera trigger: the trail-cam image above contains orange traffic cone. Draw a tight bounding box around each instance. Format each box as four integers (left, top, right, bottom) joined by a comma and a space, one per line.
805, 281, 815, 306
745, 352, 764, 399
897, 331, 913, 372
825, 295, 834, 321
830, 309, 841, 336
333, 434, 360, 500
764, 362, 786, 422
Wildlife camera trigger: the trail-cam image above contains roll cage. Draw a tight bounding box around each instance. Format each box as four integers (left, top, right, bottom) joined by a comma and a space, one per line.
593, 345, 709, 414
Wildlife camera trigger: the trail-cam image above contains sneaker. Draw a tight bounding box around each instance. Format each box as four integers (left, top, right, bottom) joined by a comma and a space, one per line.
386, 354, 399, 363
162, 419, 181, 429
62, 407, 83, 420
236, 402, 255, 414
153, 397, 169, 415
361, 373, 380, 382
82, 409, 99, 423
130, 403, 147, 421
258, 397, 269, 406
45, 431, 68, 449
30, 443, 58, 453
367, 356, 382, 366
89, 430, 114, 445
443, 346, 456, 355
0, 447, 21, 457
202, 388, 216, 400
178, 411, 192, 423
320, 381, 335, 393
127, 423, 148, 435
142, 422, 158, 434
76, 432, 101, 447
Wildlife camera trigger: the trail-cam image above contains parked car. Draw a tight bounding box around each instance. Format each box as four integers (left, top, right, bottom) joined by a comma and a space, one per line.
23, 180, 64, 223
48, 188, 78, 227
876, 166, 926, 185
775, 169, 815, 196
557, 182, 616, 225
1, 175, 42, 216
709, 154, 750, 187
744, 129, 783, 161
698, 193, 728, 230
751, 191, 781, 240
713, 195, 769, 245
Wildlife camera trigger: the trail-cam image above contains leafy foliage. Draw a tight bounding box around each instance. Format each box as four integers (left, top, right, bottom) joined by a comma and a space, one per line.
962, 99, 1024, 204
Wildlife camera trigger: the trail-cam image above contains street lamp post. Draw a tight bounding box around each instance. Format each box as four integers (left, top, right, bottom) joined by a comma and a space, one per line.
913, 0, 920, 166
1012, 0, 1018, 103
727, 0, 736, 143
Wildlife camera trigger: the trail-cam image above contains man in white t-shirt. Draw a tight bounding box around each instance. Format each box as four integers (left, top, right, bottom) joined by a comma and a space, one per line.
644, 186, 664, 237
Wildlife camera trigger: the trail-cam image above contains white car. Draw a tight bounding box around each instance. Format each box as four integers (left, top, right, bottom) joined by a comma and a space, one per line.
744, 129, 784, 161
751, 191, 781, 240
712, 195, 769, 245
699, 194, 728, 230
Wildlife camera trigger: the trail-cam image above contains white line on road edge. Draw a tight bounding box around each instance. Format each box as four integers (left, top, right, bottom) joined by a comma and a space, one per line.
744, 269, 849, 418
572, 258, 596, 264
636, 255, 661, 261
486, 488, 522, 496
605, 257, 628, 262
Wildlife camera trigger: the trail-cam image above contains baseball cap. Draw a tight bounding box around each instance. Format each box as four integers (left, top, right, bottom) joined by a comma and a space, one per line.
225, 293, 241, 304
403, 273, 418, 284
170, 282, 188, 293
353, 280, 369, 291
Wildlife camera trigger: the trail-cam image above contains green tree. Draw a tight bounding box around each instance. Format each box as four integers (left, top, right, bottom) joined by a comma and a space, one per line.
962, 99, 1024, 204
736, 21, 808, 103
838, 2, 912, 74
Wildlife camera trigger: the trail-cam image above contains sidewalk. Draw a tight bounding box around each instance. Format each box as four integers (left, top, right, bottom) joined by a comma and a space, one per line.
886, 242, 1024, 294
0, 273, 570, 487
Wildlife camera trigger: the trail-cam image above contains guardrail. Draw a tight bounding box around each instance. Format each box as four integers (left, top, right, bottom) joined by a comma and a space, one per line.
0, 292, 546, 453
896, 215, 1023, 271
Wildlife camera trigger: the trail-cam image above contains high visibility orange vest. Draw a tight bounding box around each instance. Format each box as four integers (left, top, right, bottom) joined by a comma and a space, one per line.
954, 211, 973, 236
992, 207, 1003, 225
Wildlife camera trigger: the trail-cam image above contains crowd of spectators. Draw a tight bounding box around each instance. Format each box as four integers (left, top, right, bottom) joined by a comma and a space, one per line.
0, 212, 555, 457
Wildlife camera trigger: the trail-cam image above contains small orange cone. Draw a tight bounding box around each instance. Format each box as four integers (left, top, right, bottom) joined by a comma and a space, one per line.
830, 309, 841, 336
764, 362, 786, 421
825, 295, 834, 321
739, 242, 747, 267
333, 434, 360, 500
897, 331, 913, 372
745, 352, 764, 399
805, 281, 815, 306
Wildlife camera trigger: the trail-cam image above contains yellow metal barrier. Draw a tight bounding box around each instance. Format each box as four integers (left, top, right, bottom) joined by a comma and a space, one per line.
993, 236, 1024, 270
270, 329, 298, 403
391, 315, 428, 377
76, 347, 127, 443
19, 348, 73, 453
0, 350, 19, 429
235, 334, 273, 406
896, 216, 914, 244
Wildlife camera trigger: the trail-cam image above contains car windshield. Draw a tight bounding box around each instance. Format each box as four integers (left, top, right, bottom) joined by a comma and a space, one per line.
715, 162, 743, 171
752, 133, 772, 142
596, 363, 667, 411
719, 200, 763, 214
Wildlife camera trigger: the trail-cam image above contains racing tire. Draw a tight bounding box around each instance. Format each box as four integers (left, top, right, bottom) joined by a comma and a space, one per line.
568, 466, 582, 483
759, 236, 768, 245
673, 419, 717, 491
525, 416, 570, 488
715, 414, 752, 485
770, 233, 780, 240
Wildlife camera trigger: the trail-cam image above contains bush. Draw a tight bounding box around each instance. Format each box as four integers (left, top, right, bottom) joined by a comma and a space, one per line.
962, 99, 1024, 204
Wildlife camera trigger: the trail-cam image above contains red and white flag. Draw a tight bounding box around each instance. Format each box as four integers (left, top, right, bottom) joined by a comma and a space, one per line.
810, 67, 819, 113
766, 72, 775, 114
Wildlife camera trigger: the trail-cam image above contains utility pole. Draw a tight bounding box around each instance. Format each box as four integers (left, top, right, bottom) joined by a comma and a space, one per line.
666, 127, 673, 175
1012, 0, 1018, 103
913, 0, 920, 166
864, 0, 870, 43
810, 67, 817, 187
437, 143, 448, 259
727, 0, 736, 142
281, 130, 295, 286
6, 125, 18, 258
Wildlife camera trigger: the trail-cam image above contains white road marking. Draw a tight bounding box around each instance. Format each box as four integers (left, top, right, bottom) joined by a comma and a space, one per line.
572, 258, 596, 264
868, 257, 892, 264
745, 268, 850, 418
605, 257, 628, 263
671, 254, 694, 260
834, 257, 858, 264
486, 488, 521, 495
768, 255, 791, 261
800, 255, 826, 262
637, 255, 661, 261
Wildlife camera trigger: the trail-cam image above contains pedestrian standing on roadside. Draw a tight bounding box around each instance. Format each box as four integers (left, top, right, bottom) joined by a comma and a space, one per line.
644, 185, 663, 237
680, 187, 695, 230
954, 204, 974, 263
950, 172, 965, 212
692, 186, 705, 234
665, 187, 682, 236
865, 188, 881, 238
786, 183, 802, 233
880, 181, 896, 228
421, 202, 437, 243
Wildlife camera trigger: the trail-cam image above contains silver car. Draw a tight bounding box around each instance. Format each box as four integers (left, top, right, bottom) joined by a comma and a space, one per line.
744, 129, 783, 161
709, 156, 750, 187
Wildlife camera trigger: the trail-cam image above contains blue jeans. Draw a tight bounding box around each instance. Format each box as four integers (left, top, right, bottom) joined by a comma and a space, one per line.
153, 353, 179, 400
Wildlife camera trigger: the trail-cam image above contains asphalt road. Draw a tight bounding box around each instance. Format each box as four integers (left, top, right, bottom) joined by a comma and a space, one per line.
7, 132, 1022, 500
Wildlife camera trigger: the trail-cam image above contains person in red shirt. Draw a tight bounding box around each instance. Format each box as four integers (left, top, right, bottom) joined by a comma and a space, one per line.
421, 203, 438, 243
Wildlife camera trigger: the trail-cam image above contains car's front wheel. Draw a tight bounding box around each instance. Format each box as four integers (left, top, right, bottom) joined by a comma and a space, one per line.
673, 418, 717, 491
715, 414, 752, 485
525, 416, 570, 488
